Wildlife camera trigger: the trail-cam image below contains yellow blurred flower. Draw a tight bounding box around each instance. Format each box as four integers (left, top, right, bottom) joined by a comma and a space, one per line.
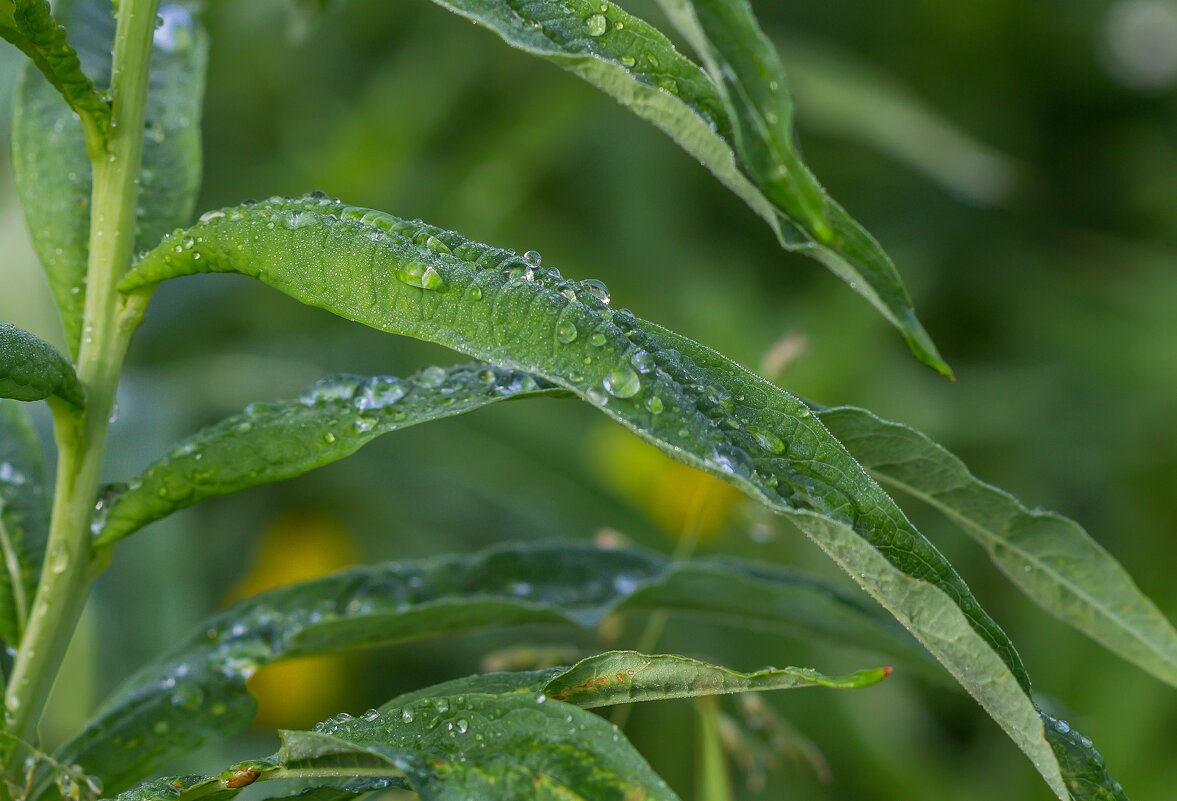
224, 507, 360, 729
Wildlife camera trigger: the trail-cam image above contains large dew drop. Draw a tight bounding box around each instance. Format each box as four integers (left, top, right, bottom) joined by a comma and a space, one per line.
603, 366, 641, 399
396, 262, 446, 291
556, 320, 578, 344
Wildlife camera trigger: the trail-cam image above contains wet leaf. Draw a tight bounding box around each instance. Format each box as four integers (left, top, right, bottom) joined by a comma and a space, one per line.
59, 541, 914, 793
92, 364, 556, 545
428, 0, 948, 374
12, 0, 207, 354
116, 194, 1114, 799
0, 322, 84, 407
0, 0, 110, 148
820, 404, 1177, 690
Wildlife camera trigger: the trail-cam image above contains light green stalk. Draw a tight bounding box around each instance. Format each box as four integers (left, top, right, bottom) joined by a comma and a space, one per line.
2, 0, 160, 770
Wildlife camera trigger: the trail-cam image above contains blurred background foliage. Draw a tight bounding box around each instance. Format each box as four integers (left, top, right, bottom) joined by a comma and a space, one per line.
2, 0, 1177, 798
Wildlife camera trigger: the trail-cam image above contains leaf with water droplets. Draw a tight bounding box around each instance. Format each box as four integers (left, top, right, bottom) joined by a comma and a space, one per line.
92, 364, 554, 545
426, 0, 948, 374
650, 0, 949, 376
12, 0, 207, 354
0, 400, 49, 648
0, 0, 110, 149
0, 323, 84, 407
59, 541, 917, 793
542, 650, 889, 706
817, 404, 1177, 690
117, 194, 1118, 799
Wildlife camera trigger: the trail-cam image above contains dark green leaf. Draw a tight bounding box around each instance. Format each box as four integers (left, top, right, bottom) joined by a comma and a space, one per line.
0, 322, 84, 407
92, 364, 557, 545
818, 405, 1177, 689
652, 0, 949, 376
116, 194, 1114, 799
12, 0, 207, 354
59, 541, 913, 793
428, 0, 948, 374
0, 0, 110, 149
1042, 712, 1128, 801
0, 399, 49, 647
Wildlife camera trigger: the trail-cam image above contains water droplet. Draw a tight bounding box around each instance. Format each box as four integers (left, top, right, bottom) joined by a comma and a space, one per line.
556, 320, 578, 344
630, 350, 655, 373
585, 13, 608, 36
586, 387, 609, 406
620, 56, 636, 67
469, 286, 483, 301
154, 5, 195, 52
301, 375, 363, 405
170, 684, 204, 710
581, 278, 610, 304
354, 376, 409, 410
645, 396, 664, 414
603, 366, 641, 398
199, 210, 225, 223
396, 262, 446, 290
589, 332, 607, 347
415, 366, 448, 388
523, 250, 542, 265
401, 708, 415, 723
455, 719, 469, 734
323, 432, 336, 444
425, 235, 451, 254
363, 708, 381, 722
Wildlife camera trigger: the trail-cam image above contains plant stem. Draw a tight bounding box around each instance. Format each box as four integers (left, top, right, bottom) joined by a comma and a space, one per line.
2, 0, 160, 764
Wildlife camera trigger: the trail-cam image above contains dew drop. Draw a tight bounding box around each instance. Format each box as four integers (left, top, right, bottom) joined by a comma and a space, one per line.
415, 366, 448, 388
396, 262, 446, 291
585, 13, 608, 36
581, 278, 611, 304
455, 719, 469, 734
469, 286, 483, 301
630, 350, 655, 374
603, 366, 641, 399
354, 376, 409, 410
586, 387, 609, 406
401, 708, 415, 723
589, 332, 607, 347
523, 250, 542, 265
425, 235, 451, 254
645, 395, 664, 414
556, 320, 578, 344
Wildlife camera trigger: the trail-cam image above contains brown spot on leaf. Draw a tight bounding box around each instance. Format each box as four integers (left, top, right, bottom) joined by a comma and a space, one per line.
225, 769, 260, 789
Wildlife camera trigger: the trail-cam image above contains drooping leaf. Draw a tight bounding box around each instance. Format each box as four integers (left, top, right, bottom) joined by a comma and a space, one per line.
427, 0, 948, 375
12, 0, 207, 354
0, 400, 50, 647
0, 0, 110, 149
58, 541, 915, 793
541, 650, 889, 706
116, 194, 1116, 799
818, 405, 1177, 690
0, 322, 84, 407
92, 365, 558, 546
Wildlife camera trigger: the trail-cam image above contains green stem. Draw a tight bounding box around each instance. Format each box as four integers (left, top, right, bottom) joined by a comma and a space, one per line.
2, 0, 159, 766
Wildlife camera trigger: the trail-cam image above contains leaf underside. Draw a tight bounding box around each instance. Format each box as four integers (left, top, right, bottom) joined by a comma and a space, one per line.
115, 194, 1119, 799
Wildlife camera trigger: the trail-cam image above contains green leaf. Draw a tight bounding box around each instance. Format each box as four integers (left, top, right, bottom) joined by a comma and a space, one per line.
92, 364, 557, 546
59, 541, 913, 793
12, 0, 207, 354
1042, 712, 1128, 801
541, 650, 889, 706
116, 194, 1116, 799
0, 0, 110, 150
0, 322, 84, 407
115, 651, 884, 801
0, 400, 50, 647
427, 0, 948, 375
818, 404, 1177, 689
651, 0, 949, 376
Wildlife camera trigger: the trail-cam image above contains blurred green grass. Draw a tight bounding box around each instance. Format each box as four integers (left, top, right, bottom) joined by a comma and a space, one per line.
2, 0, 1176, 798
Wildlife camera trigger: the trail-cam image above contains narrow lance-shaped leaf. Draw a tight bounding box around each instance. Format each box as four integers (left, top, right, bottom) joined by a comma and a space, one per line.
428, 0, 948, 375
118, 195, 1117, 799
114, 653, 886, 801
651, 0, 949, 376
0, 400, 50, 648
92, 364, 558, 545
12, 0, 207, 354
57, 541, 918, 794
817, 404, 1177, 690
0, 323, 84, 407
0, 0, 110, 149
